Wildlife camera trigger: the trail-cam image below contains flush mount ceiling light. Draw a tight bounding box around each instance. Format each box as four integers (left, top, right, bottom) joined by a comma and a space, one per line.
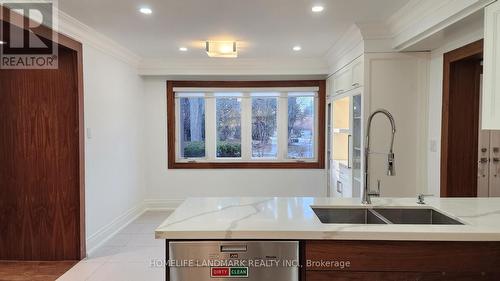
205, 41, 237, 58
293, 45, 302, 51
139, 7, 152, 14
0, 40, 6, 45
179, 47, 188, 52
312, 5, 324, 12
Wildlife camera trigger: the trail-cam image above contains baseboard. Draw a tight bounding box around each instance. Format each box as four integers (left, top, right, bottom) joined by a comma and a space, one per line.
143, 198, 184, 211
85, 199, 182, 256
86, 202, 146, 256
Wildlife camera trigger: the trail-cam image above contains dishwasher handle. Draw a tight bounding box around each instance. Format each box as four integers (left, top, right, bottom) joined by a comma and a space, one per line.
220, 245, 248, 252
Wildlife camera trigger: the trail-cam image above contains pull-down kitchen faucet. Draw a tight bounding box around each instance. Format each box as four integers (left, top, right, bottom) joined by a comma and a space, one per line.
362, 109, 396, 205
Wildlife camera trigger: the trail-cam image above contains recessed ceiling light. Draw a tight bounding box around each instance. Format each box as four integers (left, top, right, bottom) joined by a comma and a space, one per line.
139, 7, 152, 14
312, 5, 324, 12
179, 47, 188, 52
0, 40, 6, 45
293, 46, 302, 51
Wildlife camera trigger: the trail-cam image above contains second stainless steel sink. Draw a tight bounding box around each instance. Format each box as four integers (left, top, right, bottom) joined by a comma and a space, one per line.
312, 207, 464, 225
373, 208, 463, 225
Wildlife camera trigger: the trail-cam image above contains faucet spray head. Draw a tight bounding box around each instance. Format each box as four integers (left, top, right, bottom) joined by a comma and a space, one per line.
387, 152, 395, 176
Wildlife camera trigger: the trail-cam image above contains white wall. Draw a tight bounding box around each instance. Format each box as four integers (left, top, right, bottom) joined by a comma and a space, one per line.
83, 45, 145, 245
427, 16, 484, 196
142, 78, 327, 204
364, 53, 430, 197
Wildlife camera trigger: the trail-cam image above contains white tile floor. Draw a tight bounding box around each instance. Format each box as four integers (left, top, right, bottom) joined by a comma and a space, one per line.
58, 211, 170, 281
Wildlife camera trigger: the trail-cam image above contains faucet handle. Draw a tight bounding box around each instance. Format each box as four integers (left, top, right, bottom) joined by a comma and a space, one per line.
417, 194, 433, 205
368, 180, 382, 197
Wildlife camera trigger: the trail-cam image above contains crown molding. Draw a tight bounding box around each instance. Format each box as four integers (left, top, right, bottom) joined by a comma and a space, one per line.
387, 0, 494, 50
138, 58, 329, 76
55, 10, 141, 67
323, 0, 494, 73
324, 24, 364, 74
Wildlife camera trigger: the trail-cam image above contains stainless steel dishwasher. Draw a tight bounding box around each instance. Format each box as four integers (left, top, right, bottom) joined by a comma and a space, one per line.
168, 241, 299, 281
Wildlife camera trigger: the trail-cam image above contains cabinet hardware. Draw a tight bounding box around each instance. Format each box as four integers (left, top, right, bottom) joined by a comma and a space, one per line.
336, 180, 343, 193
493, 157, 500, 163
347, 134, 352, 168
494, 147, 499, 153
482, 148, 488, 153
480, 157, 489, 163
352, 83, 360, 87
336, 89, 345, 94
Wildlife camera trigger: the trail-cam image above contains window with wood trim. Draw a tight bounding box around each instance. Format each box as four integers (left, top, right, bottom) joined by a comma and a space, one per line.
167, 81, 326, 169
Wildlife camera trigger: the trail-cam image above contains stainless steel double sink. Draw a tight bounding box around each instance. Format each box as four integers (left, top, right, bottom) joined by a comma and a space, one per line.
312, 207, 464, 225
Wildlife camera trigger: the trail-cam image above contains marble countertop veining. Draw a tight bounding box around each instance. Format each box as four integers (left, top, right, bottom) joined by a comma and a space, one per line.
155, 197, 500, 241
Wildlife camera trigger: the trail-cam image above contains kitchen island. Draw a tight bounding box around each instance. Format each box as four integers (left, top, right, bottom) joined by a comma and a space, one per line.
156, 197, 500, 281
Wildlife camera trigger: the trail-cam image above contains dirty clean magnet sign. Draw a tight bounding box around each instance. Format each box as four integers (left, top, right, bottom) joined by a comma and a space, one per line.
211, 267, 248, 278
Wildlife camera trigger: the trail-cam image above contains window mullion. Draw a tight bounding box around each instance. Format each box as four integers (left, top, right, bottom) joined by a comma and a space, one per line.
241, 93, 252, 161
278, 92, 289, 161
205, 93, 216, 161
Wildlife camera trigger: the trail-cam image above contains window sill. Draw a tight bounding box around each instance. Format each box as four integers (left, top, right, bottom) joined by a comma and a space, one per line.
168, 161, 325, 169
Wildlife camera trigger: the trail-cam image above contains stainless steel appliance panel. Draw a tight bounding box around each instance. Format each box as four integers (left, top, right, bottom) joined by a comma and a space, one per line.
168, 241, 299, 281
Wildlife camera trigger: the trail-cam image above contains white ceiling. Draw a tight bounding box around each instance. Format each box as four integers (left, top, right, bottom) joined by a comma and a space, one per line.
59, 0, 410, 59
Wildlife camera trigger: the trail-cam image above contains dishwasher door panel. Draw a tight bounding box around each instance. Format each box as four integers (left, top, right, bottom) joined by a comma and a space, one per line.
168, 241, 299, 281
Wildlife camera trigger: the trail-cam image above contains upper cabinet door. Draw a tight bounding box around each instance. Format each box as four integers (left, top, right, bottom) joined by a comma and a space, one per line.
333, 68, 352, 95
351, 60, 364, 88
483, 1, 500, 130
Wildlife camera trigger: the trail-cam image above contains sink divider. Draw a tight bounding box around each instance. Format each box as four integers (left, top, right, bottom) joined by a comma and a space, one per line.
368, 209, 393, 224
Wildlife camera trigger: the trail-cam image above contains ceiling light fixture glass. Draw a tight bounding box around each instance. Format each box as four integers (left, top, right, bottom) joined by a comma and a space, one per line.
293, 46, 302, 51
206, 41, 237, 58
0, 40, 6, 45
179, 47, 188, 52
312, 5, 324, 12
139, 7, 152, 14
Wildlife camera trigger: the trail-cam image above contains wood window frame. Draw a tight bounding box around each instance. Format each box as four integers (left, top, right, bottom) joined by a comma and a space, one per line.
167, 80, 326, 169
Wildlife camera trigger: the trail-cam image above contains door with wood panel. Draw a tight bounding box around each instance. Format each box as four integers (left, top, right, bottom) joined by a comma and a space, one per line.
441, 40, 483, 197
0, 46, 83, 260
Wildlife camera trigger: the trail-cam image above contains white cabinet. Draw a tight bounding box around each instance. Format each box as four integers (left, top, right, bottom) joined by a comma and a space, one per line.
328, 52, 428, 198
351, 59, 363, 88
333, 68, 352, 95
331, 91, 362, 198
331, 56, 364, 96
482, 1, 500, 130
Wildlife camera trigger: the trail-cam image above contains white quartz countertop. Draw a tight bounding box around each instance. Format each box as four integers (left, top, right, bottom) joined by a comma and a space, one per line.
155, 197, 500, 241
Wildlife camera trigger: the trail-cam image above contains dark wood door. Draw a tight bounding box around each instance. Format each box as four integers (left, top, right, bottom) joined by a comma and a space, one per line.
444, 59, 481, 196
0, 46, 82, 260
441, 40, 483, 197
